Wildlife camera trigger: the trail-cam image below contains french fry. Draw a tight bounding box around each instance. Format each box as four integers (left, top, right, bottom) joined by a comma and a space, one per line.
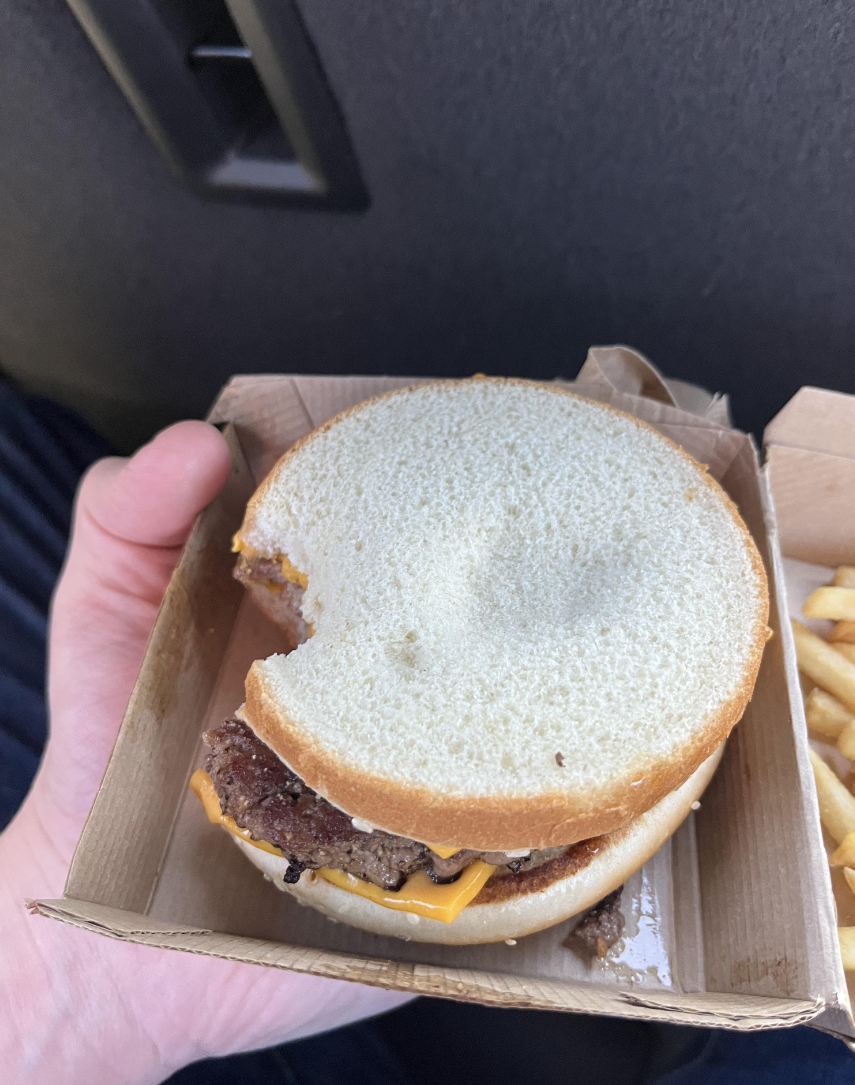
803, 587, 855, 621
808, 747, 855, 844
844, 868, 855, 898
833, 567, 855, 589
831, 622, 855, 645
840, 721, 855, 760
792, 620, 855, 714
840, 928, 855, 971
836, 643, 855, 665
805, 687, 853, 740
829, 831, 855, 867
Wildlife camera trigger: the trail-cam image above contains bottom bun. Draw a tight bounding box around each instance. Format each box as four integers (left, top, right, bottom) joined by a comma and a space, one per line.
233, 744, 723, 945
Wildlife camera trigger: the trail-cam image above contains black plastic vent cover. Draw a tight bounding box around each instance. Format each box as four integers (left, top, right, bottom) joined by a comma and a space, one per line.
66, 0, 369, 209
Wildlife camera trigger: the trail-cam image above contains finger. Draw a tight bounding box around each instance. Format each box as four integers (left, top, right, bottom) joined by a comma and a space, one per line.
57, 420, 232, 609
112, 945, 415, 1067
81, 421, 232, 550
41, 423, 231, 846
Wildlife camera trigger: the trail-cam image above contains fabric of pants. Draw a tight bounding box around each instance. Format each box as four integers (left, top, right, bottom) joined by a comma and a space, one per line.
1, 380, 853, 1085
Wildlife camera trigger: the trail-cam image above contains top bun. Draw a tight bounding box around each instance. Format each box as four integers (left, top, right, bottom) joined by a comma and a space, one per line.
237, 379, 768, 851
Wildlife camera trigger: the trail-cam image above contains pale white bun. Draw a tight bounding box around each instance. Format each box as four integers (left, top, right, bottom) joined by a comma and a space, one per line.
232, 743, 723, 945
237, 379, 767, 850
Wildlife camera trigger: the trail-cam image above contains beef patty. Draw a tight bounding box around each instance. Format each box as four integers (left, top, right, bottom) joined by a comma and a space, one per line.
205, 718, 538, 890
232, 554, 311, 646
570, 886, 626, 956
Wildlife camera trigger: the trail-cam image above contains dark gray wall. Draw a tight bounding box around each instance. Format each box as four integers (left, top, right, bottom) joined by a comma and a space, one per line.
1, 0, 854, 446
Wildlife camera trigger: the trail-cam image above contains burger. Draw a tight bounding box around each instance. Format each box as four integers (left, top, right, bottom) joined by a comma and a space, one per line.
190, 379, 768, 946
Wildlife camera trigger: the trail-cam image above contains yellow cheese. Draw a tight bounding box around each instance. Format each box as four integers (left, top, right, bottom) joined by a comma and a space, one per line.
190, 769, 285, 857
425, 843, 460, 860
231, 538, 309, 589
189, 770, 493, 922
279, 555, 308, 589
318, 862, 495, 924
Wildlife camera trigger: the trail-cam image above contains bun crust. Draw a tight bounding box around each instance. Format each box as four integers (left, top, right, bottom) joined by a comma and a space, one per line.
232, 744, 723, 945
244, 665, 747, 850
237, 379, 768, 850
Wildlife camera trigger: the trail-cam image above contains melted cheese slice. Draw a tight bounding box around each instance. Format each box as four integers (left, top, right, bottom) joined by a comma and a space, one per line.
190, 769, 285, 857
189, 770, 494, 922
318, 863, 495, 924
426, 843, 460, 860
279, 554, 308, 588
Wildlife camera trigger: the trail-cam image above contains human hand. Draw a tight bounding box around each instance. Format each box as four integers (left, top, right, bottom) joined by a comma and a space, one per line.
0, 422, 410, 1085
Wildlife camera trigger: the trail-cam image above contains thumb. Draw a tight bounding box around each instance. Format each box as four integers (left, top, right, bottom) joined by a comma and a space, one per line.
56, 419, 232, 617
42, 422, 232, 849
79, 420, 233, 551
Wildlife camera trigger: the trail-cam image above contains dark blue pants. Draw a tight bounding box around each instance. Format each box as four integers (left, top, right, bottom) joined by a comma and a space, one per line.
2, 382, 852, 1085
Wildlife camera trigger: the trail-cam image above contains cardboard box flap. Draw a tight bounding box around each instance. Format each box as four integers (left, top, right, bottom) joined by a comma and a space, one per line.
30, 897, 823, 1030
667, 380, 732, 428
766, 387, 855, 459
31, 899, 213, 937
572, 346, 747, 482
211, 351, 738, 486
574, 344, 731, 425
764, 387, 855, 567
573, 345, 731, 423
209, 375, 434, 482
616, 988, 821, 1025
577, 345, 681, 407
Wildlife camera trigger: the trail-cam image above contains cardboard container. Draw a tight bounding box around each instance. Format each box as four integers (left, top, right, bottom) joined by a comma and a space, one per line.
765, 386, 855, 1042
32, 350, 836, 1031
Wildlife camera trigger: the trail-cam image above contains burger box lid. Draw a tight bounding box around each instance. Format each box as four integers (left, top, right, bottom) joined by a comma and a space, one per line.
764, 386, 855, 1043
31, 349, 832, 1031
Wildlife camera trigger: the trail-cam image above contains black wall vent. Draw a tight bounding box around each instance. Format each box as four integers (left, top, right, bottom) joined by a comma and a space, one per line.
65, 0, 369, 209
